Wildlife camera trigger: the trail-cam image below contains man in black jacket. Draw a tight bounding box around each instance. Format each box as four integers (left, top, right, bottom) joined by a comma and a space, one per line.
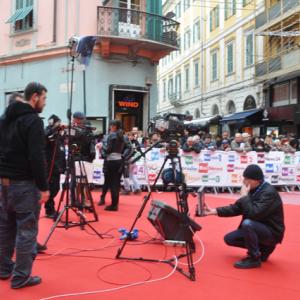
0, 82, 49, 288
204, 164, 285, 269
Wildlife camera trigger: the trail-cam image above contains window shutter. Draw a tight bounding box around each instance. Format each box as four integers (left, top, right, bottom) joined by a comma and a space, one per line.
210, 10, 213, 31
216, 5, 219, 27
233, 0, 236, 15
225, 0, 228, 19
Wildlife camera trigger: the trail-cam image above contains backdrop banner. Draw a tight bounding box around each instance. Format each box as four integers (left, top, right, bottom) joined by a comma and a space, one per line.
92, 150, 300, 187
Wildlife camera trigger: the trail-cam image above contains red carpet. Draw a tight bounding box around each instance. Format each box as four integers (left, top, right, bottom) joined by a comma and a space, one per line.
1, 191, 300, 300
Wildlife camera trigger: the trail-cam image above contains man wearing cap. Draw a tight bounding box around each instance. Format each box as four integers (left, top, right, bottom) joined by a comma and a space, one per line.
204, 164, 285, 269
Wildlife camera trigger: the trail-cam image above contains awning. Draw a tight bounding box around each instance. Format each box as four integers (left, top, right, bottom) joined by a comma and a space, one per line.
6, 6, 33, 23
220, 108, 263, 124
184, 115, 221, 128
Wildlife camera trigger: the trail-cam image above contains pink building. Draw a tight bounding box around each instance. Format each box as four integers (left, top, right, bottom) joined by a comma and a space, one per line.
0, 0, 178, 132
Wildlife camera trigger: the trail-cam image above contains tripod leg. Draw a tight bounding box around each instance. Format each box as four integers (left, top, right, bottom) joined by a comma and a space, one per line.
116, 156, 170, 259
42, 205, 67, 248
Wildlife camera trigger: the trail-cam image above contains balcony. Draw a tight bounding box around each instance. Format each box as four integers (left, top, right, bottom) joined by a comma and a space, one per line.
255, 0, 300, 30
255, 48, 300, 79
97, 6, 179, 59
169, 92, 182, 107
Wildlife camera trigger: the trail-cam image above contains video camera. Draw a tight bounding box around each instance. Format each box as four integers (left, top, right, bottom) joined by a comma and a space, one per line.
149, 113, 192, 141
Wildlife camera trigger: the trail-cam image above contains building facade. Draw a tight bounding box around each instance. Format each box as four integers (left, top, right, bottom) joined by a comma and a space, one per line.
157, 0, 265, 136
255, 0, 300, 136
0, 0, 178, 132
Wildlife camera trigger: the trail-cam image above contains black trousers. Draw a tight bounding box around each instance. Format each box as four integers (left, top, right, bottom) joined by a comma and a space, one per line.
45, 172, 60, 214
105, 160, 123, 207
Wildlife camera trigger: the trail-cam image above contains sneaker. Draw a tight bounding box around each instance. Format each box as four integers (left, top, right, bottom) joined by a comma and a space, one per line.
261, 246, 276, 262
11, 276, 42, 289
0, 271, 13, 280
104, 205, 118, 211
234, 256, 261, 269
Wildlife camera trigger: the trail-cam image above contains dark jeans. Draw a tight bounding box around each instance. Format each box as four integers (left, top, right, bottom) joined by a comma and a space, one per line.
106, 159, 123, 207
224, 219, 277, 258
45, 172, 60, 214
0, 181, 40, 285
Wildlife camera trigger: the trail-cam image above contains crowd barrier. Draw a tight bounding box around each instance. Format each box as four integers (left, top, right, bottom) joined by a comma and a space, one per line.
91, 150, 300, 187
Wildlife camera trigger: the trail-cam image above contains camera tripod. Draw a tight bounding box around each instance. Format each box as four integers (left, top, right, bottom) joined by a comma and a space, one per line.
116, 141, 200, 281
42, 149, 103, 247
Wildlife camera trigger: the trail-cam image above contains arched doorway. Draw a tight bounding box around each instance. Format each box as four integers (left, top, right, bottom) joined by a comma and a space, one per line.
243, 96, 256, 110
194, 108, 200, 119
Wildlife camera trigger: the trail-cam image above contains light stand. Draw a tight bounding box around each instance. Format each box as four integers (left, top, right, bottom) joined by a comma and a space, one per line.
42, 39, 103, 248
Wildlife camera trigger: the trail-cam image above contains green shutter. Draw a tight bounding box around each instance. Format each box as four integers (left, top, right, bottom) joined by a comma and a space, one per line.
210, 10, 213, 31
216, 6, 219, 27
227, 44, 233, 73
225, 0, 228, 19
233, 0, 236, 15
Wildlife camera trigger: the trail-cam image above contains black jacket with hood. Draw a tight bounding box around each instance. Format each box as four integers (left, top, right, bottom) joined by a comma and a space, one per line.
0, 101, 48, 191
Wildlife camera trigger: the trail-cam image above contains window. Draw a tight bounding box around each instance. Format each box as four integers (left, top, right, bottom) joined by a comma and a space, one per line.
212, 104, 219, 115
226, 42, 234, 74
210, 5, 219, 32
272, 80, 298, 107
175, 73, 182, 99
194, 61, 200, 87
168, 78, 174, 99
6, 0, 34, 32
211, 51, 218, 81
185, 66, 190, 91
194, 108, 201, 119
193, 20, 200, 43
245, 33, 254, 66
273, 82, 289, 107
225, 0, 236, 20
184, 29, 191, 50
119, 0, 141, 24
184, 0, 190, 11
163, 80, 167, 101
175, 1, 182, 18
227, 100, 236, 114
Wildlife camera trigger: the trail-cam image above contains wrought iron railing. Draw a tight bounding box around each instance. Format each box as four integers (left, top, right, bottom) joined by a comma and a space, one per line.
97, 6, 179, 48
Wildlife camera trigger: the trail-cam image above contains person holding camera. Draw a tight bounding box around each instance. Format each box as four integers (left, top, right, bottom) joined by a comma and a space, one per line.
44, 115, 65, 218
0, 82, 49, 288
204, 164, 285, 269
101, 120, 132, 211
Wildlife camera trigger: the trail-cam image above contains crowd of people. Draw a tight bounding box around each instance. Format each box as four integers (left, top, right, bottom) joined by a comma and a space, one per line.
96, 127, 300, 159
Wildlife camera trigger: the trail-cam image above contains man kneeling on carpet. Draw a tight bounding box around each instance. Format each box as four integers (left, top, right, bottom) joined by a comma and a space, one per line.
204, 164, 285, 269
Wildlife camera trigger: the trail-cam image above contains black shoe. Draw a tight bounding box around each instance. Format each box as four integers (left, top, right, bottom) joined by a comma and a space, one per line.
261, 246, 276, 262
97, 196, 105, 206
234, 256, 261, 269
104, 205, 118, 211
37, 243, 47, 254
11, 276, 42, 289
0, 272, 13, 280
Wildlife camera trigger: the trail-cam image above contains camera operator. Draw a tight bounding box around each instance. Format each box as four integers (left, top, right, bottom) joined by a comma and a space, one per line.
0, 82, 49, 288
44, 115, 65, 218
204, 164, 285, 269
102, 120, 132, 211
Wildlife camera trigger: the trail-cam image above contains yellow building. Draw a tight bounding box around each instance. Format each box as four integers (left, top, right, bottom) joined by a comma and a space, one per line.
255, 0, 300, 136
158, 0, 265, 135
